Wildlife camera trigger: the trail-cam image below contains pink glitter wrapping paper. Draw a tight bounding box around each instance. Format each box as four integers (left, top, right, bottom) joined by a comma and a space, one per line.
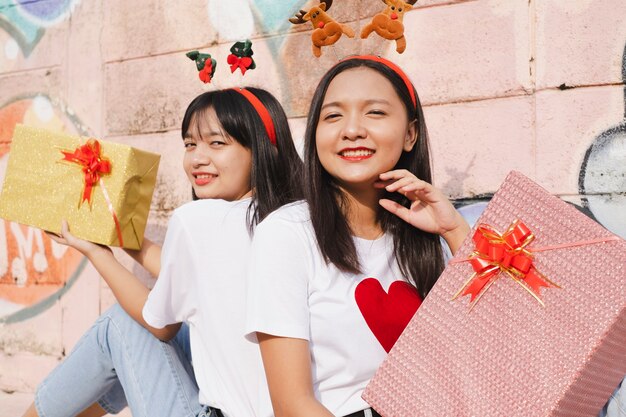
363, 171, 626, 417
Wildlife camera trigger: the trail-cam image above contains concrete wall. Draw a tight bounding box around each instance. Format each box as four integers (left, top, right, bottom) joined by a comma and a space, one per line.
1, 0, 625, 414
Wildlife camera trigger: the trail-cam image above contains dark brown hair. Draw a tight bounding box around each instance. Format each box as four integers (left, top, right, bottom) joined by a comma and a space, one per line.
182, 87, 303, 230
303, 59, 444, 298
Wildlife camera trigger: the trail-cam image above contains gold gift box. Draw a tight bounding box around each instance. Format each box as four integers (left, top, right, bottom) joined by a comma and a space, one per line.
0, 124, 160, 250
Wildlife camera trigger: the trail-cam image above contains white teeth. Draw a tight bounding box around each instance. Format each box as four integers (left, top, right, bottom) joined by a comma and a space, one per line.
196, 174, 214, 179
341, 149, 374, 157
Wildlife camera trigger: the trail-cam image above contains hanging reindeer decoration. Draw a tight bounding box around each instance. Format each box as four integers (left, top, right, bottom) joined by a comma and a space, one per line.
289, 0, 355, 58
360, 0, 418, 54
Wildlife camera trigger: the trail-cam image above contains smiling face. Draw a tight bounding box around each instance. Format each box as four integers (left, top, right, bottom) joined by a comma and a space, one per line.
315, 67, 417, 192
182, 107, 253, 201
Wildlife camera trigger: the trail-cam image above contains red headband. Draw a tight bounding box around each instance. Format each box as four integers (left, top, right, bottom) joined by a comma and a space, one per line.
340, 55, 417, 109
233, 88, 277, 146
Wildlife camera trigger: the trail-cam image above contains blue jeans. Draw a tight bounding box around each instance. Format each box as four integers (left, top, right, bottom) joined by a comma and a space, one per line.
34, 304, 204, 417
600, 377, 626, 417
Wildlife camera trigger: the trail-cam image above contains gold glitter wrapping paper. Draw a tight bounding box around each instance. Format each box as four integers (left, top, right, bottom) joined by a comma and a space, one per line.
363, 171, 626, 417
0, 125, 160, 250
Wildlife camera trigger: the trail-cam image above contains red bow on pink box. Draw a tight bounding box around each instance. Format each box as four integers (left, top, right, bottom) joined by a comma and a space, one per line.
453, 220, 559, 308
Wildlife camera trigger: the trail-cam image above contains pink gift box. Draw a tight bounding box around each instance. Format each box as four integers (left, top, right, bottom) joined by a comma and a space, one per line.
363, 171, 626, 417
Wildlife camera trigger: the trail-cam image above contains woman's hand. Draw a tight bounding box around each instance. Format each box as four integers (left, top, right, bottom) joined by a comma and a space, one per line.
47, 221, 176, 340
46, 220, 112, 258
376, 169, 470, 253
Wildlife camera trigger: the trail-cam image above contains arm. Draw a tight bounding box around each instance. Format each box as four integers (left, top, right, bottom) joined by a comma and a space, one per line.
440, 217, 470, 254
257, 333, 335, 417
49, 222, 180, 341
124, 238, 161, 277
246, 214, 327, 416
377, 169, 470, 255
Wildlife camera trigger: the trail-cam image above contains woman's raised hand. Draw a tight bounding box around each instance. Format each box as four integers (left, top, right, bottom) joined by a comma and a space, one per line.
376, 169, 470, 252
46, 220, 112, 258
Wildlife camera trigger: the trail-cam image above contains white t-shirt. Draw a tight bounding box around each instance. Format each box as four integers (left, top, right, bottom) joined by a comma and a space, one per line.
143, 198, 271, 417
246, 201, 425, 417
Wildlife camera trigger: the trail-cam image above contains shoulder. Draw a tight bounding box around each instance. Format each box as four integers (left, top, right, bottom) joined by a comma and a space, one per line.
253, 200, 315, 246
172, 198, 251, 223
167, 199, 252, 239
174, 198, 251, 217
260, 200, 309, 224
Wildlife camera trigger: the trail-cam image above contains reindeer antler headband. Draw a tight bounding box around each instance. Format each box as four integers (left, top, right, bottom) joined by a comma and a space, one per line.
289, 0, 354, 57
290, 0, 419, 57
361, 0, 418, 54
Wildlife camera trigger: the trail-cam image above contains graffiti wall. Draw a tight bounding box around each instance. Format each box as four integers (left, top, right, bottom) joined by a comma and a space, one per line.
0, 97, 87, 324
1, 0, 625, 414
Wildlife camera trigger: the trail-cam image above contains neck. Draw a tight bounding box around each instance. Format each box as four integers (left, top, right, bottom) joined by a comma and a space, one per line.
338, 184, 383, 240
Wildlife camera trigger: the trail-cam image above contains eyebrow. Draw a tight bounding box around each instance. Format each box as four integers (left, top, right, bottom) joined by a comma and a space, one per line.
320, 98, 391, 111
183, 131, 223, 139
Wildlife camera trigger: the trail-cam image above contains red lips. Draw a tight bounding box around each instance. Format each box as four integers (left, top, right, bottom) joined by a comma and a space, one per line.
192, 172, 217, 186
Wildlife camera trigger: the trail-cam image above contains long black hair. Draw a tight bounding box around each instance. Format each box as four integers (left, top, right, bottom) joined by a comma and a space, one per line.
182, 87, 303, 230
303, 59, 444, 298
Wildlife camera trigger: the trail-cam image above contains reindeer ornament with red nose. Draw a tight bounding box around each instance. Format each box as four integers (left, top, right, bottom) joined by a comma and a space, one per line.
289, 0, 355, 58
360, 0, 418, 54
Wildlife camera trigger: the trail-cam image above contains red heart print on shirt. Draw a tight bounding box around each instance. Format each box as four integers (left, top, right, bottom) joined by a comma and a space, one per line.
355, 278, 423, 353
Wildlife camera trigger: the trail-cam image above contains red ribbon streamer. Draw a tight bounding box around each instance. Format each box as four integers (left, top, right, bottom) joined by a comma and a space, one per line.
60, 140, 124, 246
227, 54, 252, 74
453, 220, 558, 307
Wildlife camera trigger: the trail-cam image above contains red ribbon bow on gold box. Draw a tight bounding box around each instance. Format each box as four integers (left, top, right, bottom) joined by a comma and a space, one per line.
60, 139, 124, 246
61, 139, 111, 206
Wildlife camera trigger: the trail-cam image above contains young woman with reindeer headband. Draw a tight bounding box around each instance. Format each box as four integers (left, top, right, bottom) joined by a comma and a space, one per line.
245, 56, 470, 417
270, 3, 622, 416
22, 87, 303, 417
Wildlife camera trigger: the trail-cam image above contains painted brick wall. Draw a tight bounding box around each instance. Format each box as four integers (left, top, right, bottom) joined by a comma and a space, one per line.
1, 1, 624, 414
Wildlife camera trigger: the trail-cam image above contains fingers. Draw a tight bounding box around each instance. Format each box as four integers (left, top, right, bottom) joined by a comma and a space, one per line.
379, 198, 412, 224
45, 230, 61, 239
399, 182, 431, 195
374, 177, 425, 191
378, 169, 414, 181
385, 176, 418, 193
60, 219, 77, 240
46, 221, 71, 243
61, 219, 68, 235
45, 231, 66, 244
47, 220, 73, 246
377, 171, 431, 201
379, 170, 429, 189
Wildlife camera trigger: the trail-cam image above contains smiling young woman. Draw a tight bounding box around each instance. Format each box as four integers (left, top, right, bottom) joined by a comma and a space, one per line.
315, 67, 417, 197
23, 87, 303, 417
245, 56, 470, 417
182, 106, 253, 201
